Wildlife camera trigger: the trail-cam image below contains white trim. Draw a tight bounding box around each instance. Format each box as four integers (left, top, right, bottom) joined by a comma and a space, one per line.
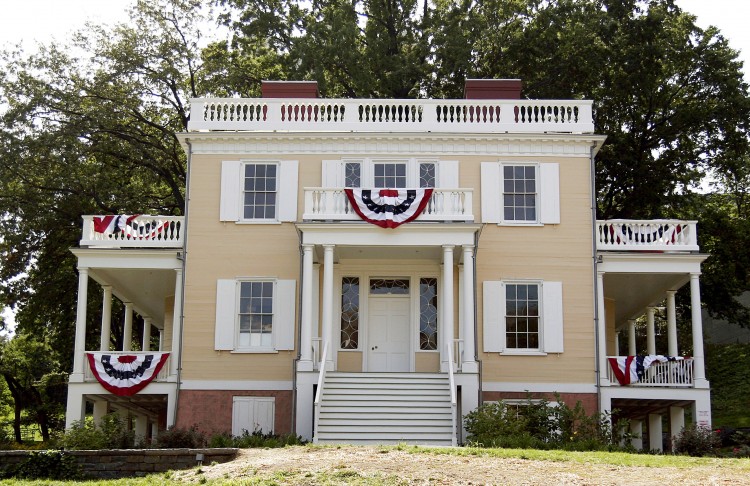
499, 162, 539, 225
298, 223, 479, 247
180, 380, 293, 390
482, 382, 598, 394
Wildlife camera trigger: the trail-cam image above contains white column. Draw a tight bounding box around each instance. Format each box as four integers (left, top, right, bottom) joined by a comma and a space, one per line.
100, 285, 112, 351
134, 414, 148, 442
646, 307, 656, 355
142, 317, 152, 352
321, 245, 335, 370
628, 319, 637, 356
170, 268, 183, 377
151, 423, 159, 440
596, 271, 609, 385
299, 244, 314, 371
92, 400, 108, 426
669, 406, 685, 451
690, 274, 708, 385
666, 290, 678, 356
64, 391, 86, 429
461, 245, 477, 372
614, 331, 620, 356
72, 267, 89, 379
159, 330, 164, 351
122, 302, 134, 351
649, 413, 663, 451
441, 245, 455, 372
630, 419, 643, 451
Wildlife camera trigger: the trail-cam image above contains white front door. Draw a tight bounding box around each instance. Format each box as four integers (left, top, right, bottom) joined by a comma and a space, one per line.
367, 296, 410, 372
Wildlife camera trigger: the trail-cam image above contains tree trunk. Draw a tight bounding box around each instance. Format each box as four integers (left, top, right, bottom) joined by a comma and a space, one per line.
13, 403, 22, 443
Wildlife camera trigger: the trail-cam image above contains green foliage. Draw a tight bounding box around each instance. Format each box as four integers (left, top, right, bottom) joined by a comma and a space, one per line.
706, 343, 750, 427
153, 425, 207, 449
464, 395, 629, 451
0, 450, 83, 480
60, 414, 135, 450
672, 424, 721, 457
216, 429, 305, 448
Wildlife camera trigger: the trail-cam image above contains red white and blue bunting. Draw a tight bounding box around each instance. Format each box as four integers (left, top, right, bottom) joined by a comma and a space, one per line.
606, 223, 685, 245
93, 215, 167, 240
87, 352, 170, 396
345, 188, 433, 228
607, 355, 685, 385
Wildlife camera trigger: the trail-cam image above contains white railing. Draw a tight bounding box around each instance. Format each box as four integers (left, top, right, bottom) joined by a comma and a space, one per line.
189, 98, 594, 133
303, 188, 473, 222
84, 351, 171, 383
312, 337, 322, 371
446, 342, 458, 446
596, 220, 698, 252
606, 356, 694, 387
312, 341, 329, 444
453, 338, 464, 372
81, 215, 184, 248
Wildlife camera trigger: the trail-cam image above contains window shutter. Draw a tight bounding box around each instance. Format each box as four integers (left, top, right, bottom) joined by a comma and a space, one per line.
276, 160, 299, 222
232, 397, 275, 435
480, 162, 500, 223
483, 281, 505, 353
437, 160, 459, 188
322, 160, 343, 187
220, 161, 241, 221
254, 398, 275, 434
273, 279, 297, 350
215, 279, 236, 350
542, 281, 564, 353
539, 163, 560, 224
231, 397, 252, 436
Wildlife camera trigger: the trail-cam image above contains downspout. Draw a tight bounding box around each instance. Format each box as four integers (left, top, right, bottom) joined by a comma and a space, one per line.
590, 142, 602, 412
473, 224, 484, 408
291, 225, 305, 435
173, 138, 193, 427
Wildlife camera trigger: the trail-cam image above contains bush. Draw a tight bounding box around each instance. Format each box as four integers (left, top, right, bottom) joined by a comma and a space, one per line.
153, 425, 207, 449
0, 450, 83, 480
208, 429, 305, 448
60, 414, 135, 450
672, 424, 721, 457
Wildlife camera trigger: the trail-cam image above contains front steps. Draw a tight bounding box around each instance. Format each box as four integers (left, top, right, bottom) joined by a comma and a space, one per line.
314, 372, 455, 445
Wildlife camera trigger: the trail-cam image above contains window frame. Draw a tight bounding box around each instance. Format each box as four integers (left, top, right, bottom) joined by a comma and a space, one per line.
241, 161, 279, 222
341, 158, 438, 188
236, 280, 276, 351
501, 163, 539, 224
503, 281, 542, 352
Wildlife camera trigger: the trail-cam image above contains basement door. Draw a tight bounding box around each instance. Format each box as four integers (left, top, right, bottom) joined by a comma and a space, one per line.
367, 296, 411, 372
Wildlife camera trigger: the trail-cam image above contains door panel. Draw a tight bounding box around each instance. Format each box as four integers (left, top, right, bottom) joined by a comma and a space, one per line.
368, 297, 410, 372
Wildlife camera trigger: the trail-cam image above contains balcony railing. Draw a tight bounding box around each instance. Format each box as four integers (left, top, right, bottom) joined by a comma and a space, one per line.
596, 220, 698, 252
605, 356, 694, 387
84, 351, 171, 383
303, 188, 473, 222
81, 215, 184, 248
189, 98, 594, 133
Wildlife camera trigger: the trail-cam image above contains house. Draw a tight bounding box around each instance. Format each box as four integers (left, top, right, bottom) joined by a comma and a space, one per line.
65, 80, 710, 450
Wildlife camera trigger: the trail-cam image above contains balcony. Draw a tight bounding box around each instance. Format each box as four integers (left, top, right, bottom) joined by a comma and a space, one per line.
81, 215, 184, 248
596, 220, 698, 252
605, 356, 694, 388
303, 188, 473, 222
188, 98, 594, 134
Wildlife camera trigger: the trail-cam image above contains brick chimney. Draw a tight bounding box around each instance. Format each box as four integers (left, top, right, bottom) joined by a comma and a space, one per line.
261, 80, 319, 98
464, 79, 522, 100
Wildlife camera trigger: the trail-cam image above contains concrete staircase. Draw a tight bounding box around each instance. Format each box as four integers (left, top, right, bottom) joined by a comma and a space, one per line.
314, 372, 455, 445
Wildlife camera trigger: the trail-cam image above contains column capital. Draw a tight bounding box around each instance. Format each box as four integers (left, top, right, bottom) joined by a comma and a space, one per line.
461, 244, 474, 251
323, 243, 335, 250
102, 284, 112, 290
78, 266, 89, 275
442, 244, 455, 250
665, 289, 677, 296
302, 243, 315, 250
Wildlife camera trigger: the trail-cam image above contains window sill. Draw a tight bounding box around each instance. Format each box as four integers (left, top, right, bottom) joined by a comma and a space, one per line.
497, 222, 544, 227
498, 350, 548, 356
230, 349, 279, 354
233, 220, 282, 225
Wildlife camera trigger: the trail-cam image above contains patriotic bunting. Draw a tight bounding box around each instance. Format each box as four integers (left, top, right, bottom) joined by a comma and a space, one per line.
93, 215, 167, 240
608, 355, 685, 385
87, 352, 170, 396
345, 188, 433, 228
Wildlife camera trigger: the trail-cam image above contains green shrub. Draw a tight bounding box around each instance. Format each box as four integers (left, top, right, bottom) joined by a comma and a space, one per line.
0, 450, 83, 480
207, 430, 305, 448
154, 425, 207, 448
60, 414, 135, 450
672, 424, 721, 457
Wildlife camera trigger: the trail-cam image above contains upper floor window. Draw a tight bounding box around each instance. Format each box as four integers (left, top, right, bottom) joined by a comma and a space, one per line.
238, 281, 274, 348
374, 162, 407, 188
323, 159, 456, 189
480, 162, 559, 225
243, 164, 277, 220
503, 165, 536, 222
220, 160, 299, 223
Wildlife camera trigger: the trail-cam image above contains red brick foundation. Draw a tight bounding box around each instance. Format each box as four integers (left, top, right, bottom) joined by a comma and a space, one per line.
175, 390, 293, 436
482, 391, 598, 416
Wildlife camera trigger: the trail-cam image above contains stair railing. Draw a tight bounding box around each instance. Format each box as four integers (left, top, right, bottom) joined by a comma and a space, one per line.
446, 341, 458, 446
312, 341, 329, 443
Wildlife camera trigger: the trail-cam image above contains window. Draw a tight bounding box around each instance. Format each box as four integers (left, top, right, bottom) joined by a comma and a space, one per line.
340, 277, 360, 350
374, 162, 407, 188
420, 163, 436, 188
323, 159, 458, 189
503, 165, 536, 222
345, 162, 361, 188
483, 280, 564, 354
243, 163, 277, 219
214, 279, 296, 352
480, 162, 559, 224
419, 278, 438, 350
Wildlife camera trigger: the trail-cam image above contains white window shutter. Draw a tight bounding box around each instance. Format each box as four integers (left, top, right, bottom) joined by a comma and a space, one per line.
277, 160, 299, 222
231, 397, 252, 435
481, 162, 500, 223
542, 281, 564, 353
539, 163, 560, 224
437, 160, 459, 188
273, 279, 297, 350
220, 161, 241, 221
215, 279, 237, 350
322, 160, 343, 187
232, 397, 275, 435
483, 281, 505, 353
254, 398, 275, 434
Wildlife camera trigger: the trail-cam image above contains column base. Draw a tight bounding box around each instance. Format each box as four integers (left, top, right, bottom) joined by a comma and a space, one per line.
297, 360, 314, 372
461, 361, 479, 373
69, 372, 85, 383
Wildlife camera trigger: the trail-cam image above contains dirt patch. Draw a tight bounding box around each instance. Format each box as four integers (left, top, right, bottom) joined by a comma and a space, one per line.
174, 445, 750, 485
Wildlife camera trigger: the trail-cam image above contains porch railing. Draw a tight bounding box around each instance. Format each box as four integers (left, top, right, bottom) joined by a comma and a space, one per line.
605, 356, 694, 387
312, 341, 329, 444
84, 351, 171, 383
189, 98, 594, 133
81, 215, 184, 248
446, 342, 458, 446
303, 188, 473, 222
596, 220, 698, 252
